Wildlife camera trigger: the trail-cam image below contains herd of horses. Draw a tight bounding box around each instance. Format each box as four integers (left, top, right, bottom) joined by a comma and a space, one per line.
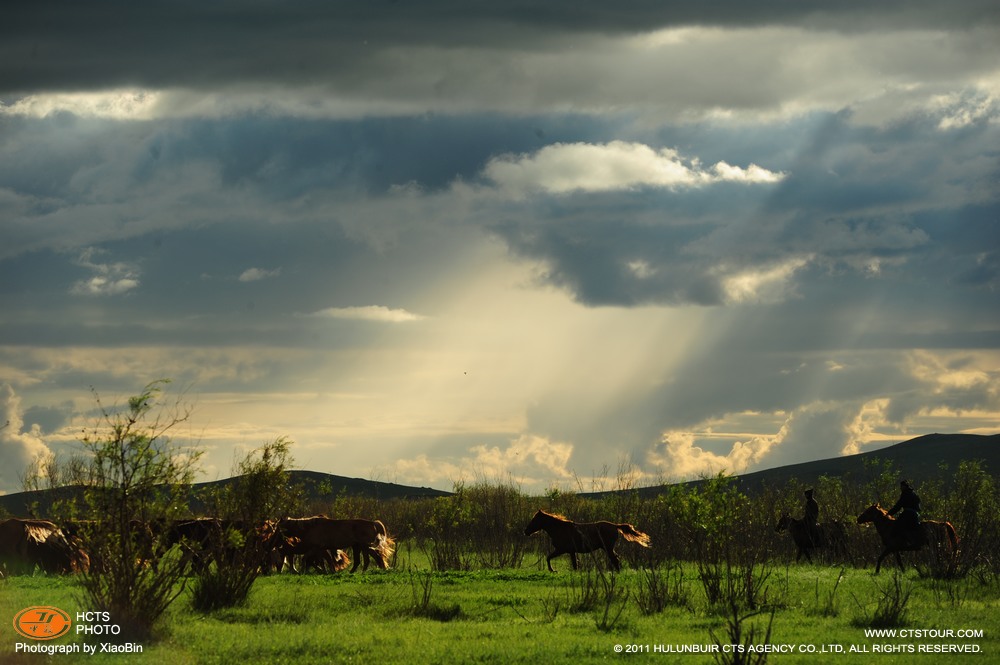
1, 504, 959, 579
0, 515, 396, 578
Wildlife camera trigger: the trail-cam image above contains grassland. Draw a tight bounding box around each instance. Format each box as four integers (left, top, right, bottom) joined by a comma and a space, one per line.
5, 456, 999, 663
3, 550, 999, 665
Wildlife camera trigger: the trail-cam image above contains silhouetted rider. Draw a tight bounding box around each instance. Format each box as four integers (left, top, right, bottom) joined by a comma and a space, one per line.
888, 480, 922, 546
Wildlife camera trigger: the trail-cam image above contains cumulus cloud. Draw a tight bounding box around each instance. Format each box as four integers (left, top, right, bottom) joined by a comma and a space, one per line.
305, 305, 425, 323
69, 248, 140, 296
0, 384, 53, 495
884, 351, 1000, 424
646, 402, 865, 480
647, 431, 778, 480
640, 346, 1000, 481
482, 141, 785, 196
393, 434, 575, 490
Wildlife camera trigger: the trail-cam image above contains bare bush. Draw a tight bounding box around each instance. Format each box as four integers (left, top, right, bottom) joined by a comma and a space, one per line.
710, 602, 775, 665
636, 559, 691, 614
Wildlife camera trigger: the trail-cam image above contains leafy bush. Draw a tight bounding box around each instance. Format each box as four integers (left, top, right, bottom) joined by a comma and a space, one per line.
191, 438, 300, 611
75, 381, 201, 640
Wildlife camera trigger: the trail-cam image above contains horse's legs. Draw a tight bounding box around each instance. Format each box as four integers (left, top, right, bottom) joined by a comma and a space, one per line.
545, 550, 559, 572
605, 547, 621, 572
349, 544, 362, 573
875, 550, 888, 574
367, 546, 386, 569
894, 551, 905, 572
570, 553, 579, 570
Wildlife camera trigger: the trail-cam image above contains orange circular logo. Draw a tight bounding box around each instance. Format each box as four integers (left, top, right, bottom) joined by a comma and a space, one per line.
13, 606, 72, 640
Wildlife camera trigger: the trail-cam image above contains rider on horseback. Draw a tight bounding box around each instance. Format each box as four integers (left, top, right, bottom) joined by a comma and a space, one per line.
804, 488, 821, 547
887, 480, 922, 547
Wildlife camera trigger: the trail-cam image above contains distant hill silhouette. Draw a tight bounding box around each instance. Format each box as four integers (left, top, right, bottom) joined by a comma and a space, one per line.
1, 433, 996, 517
0, 470, 450, 518
583, 432, 1000, 499
193, 469, 450, 501
730, 432, 998, 492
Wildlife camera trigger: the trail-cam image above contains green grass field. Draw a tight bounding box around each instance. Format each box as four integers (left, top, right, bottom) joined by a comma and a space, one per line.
3, 550, 999, 665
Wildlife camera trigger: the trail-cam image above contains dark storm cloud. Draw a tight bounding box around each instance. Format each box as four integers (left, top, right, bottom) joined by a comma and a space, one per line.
3, 0, 998, 94
4, 105, 996, 333
488, 110, 1000, 314
493, 204, 727, 306
0, 111, 620, 381
0, 111, 601, 207
171, 114, 602, 195
0, 218, 457, 351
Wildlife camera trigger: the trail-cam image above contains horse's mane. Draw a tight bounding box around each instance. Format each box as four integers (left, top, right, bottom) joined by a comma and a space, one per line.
867, 503, 891, 518
539, 510, 571, 522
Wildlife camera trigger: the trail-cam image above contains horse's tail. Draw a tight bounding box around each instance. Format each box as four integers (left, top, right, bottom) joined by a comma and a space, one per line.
616, 524, 652, 548
944, 521, 959, 553
372, 520, 395, 568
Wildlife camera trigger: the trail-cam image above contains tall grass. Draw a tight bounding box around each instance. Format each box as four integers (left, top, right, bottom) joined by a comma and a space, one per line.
807, 567, 845, 617
851, 570, 912, 628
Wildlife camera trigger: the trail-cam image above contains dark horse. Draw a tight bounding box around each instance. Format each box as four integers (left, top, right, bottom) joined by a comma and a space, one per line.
523, 510, 651, 572
277, 517, 395, 573
856, 503, 959, 574
775, 513, 848, 563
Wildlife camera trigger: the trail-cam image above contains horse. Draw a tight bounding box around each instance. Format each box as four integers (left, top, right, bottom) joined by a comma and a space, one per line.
0, 518, 82, 576
277, 516, 394, 573
775, 514, 848, 563
523, 509, 651, 572
856, 503, 959, 574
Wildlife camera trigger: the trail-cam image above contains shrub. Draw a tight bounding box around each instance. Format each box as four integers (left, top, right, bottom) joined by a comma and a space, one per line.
636, 559, 691, 614
75, 381, 201, 640
191, 438, 299, 611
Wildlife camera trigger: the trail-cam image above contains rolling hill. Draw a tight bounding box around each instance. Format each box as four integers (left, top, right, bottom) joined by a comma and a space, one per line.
726, 431, 1000, 493
0, 470, 450, 518
1, 432, 996, 517
584, 432, 1000, 499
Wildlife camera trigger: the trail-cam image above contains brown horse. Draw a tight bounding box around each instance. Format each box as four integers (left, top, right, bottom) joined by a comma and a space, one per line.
775, 514, 848, 563
523, 510, 651, 572
856, 503, 958, 574
0, 518, 84, 576
277, 516, 394, 573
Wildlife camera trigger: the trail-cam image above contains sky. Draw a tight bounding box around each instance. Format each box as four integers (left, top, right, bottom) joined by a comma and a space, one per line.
1, 1, 999, 495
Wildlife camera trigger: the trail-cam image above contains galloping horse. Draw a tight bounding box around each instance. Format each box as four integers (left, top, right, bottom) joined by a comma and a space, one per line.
775, 514, 848, 563
856, 504, 958, 574
523, 510, 651, 572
